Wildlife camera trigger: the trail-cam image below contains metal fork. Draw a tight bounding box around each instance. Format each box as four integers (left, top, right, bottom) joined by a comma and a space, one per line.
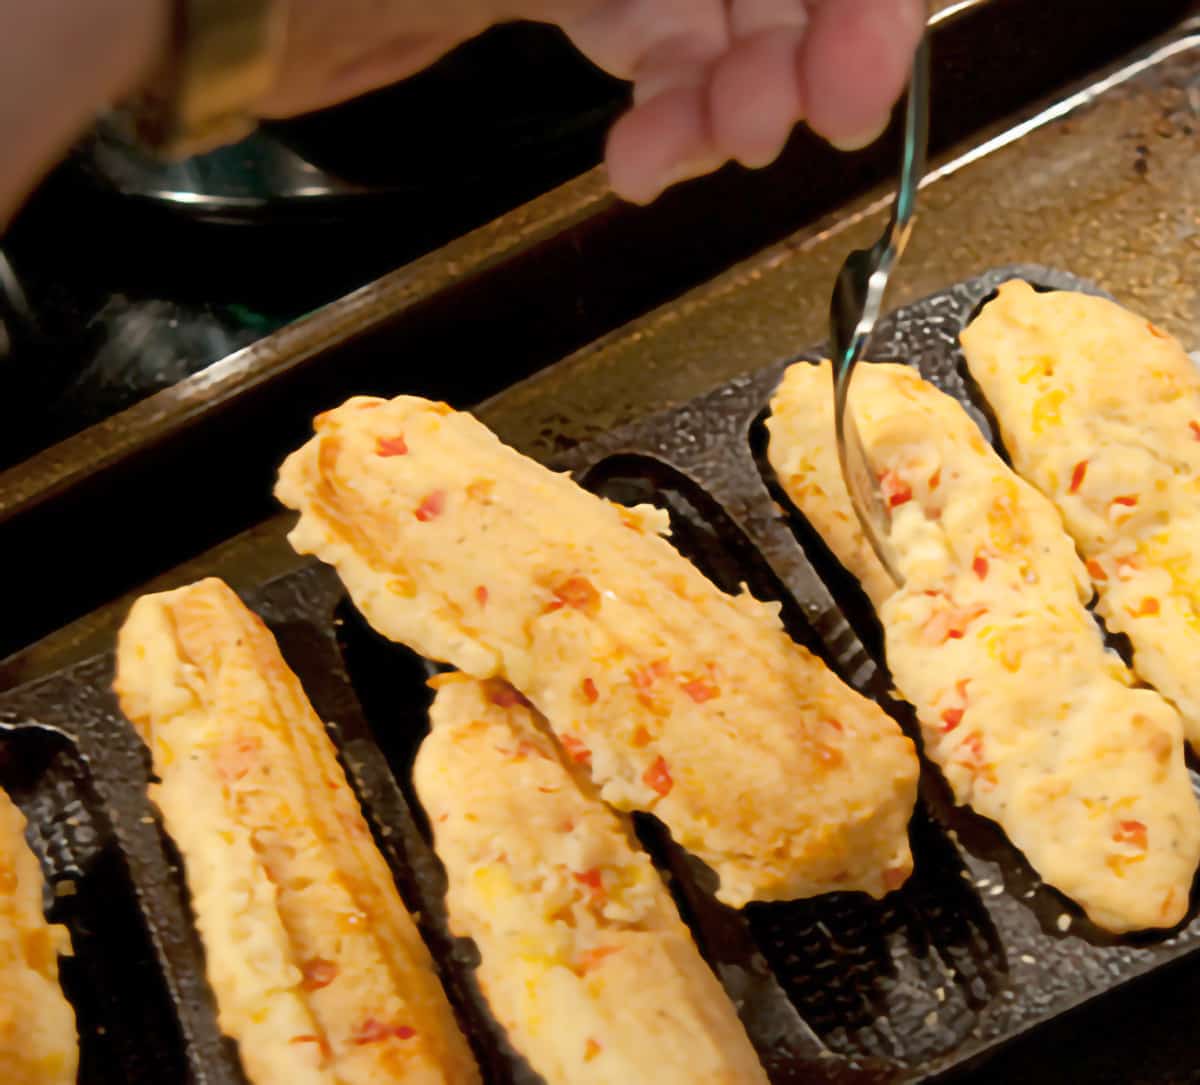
830, 33, 931, 587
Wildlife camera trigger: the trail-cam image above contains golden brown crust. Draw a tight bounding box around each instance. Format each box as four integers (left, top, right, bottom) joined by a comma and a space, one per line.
767, 361, 1200, 932
961, 281, 1200, 751
275, 395, 919, 906
415, 674, 768, 1084
115, 577, 480, 1085
0, 789, 77, 1085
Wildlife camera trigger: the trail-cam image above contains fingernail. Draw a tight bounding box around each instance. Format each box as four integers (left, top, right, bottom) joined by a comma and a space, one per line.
829, 116, 891, 153
658, 152, 728, 195
613, 153, 727, 206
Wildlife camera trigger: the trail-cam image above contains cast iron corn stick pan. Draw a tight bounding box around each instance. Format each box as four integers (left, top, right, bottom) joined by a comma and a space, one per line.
1, 266, 1197, 1085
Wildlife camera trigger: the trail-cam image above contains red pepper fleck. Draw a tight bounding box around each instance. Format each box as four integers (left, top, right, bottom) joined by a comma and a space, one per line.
1189, 421, 1200, 442
928, 467, 942, 491
560, 734, 592, 766
643, 756, 673, 797
921, 596, 988, 644
414, 490, 446, 521
1148, 323, 1169, 339
636, 692, 657, 714
375, 434, 408, 457
631, 725, 652, 748
514, 740, 547, 761
940, 707, 964, 733
577, 945, 621, 974
952, 611, 986, 639
631, 660, 669, 689
1069, 460, 1087, 494
289, 1035, 331, 1058
484, 680, 531, 709
474, 585, 489, 607
574, 868, 603, 890
300, 958, 338, 991
1086, 558, 1107, 581
962, 734, 985, 761
1127, 597, 1160, 618
1116, 555, 1141, 578
972, 554, 989, 580
550, 576, 601, 615
880, 471, 913, 508
581, 677, 599, 704
681, 677, 720, 703
217, 735, 263, 782
573, 868, 606, 906
352, 1019, 417, 1045
1114, 819, 1148, 849
1112, 495, 1138, 508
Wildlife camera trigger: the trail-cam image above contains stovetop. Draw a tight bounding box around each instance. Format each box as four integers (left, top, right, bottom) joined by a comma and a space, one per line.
0, 22, 625, 469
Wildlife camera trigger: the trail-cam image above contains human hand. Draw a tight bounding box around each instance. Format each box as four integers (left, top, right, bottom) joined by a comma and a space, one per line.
260, 0, 926, 204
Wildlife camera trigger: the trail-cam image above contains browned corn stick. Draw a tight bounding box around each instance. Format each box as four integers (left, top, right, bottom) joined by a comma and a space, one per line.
0, 789, 77, 1085
962, 280, 1200, 751
275, 395, 919, 907
114, 578, 480, 1085
767, 360, 1200, 932
415, 673, 768, 1085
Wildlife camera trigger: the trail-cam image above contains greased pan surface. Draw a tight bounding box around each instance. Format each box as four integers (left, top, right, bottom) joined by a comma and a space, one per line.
2, 268, 1198, 1084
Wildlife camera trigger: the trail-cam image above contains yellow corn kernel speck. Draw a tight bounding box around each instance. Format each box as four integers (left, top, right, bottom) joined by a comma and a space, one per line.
986, 484, 1030, 552
472, 864, 516, 907
1018, 355, 1056, 384
1162, 555, 1192, 593
982, 628, 1021, 673
386, 574, 418, 598
1105, 852, 1146, 877
1031, 389, 1066, 435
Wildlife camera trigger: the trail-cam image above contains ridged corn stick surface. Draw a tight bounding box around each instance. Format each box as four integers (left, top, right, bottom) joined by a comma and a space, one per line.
114, 578, 480, 1085
961, 280, 1200, 751
415, 673, 768, 1084
767, 361, 1200, 932
275, 395, 919, 907
0, 790, 77, 1085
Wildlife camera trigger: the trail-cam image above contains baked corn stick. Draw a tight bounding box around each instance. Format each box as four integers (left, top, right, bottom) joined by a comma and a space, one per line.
766, 361, 1200, 932
275, 395, 919, 908
114, 578, 480, 1085
0, 790, 77, 1085
415, 673, 769, 1085
961, 280, 1200, 751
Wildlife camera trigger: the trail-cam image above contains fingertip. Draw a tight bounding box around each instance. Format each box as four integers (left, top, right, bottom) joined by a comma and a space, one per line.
827, 115, 890, 153
800, 0, 924, 151
605, 85, 724, 205
709, 29, 806, 169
